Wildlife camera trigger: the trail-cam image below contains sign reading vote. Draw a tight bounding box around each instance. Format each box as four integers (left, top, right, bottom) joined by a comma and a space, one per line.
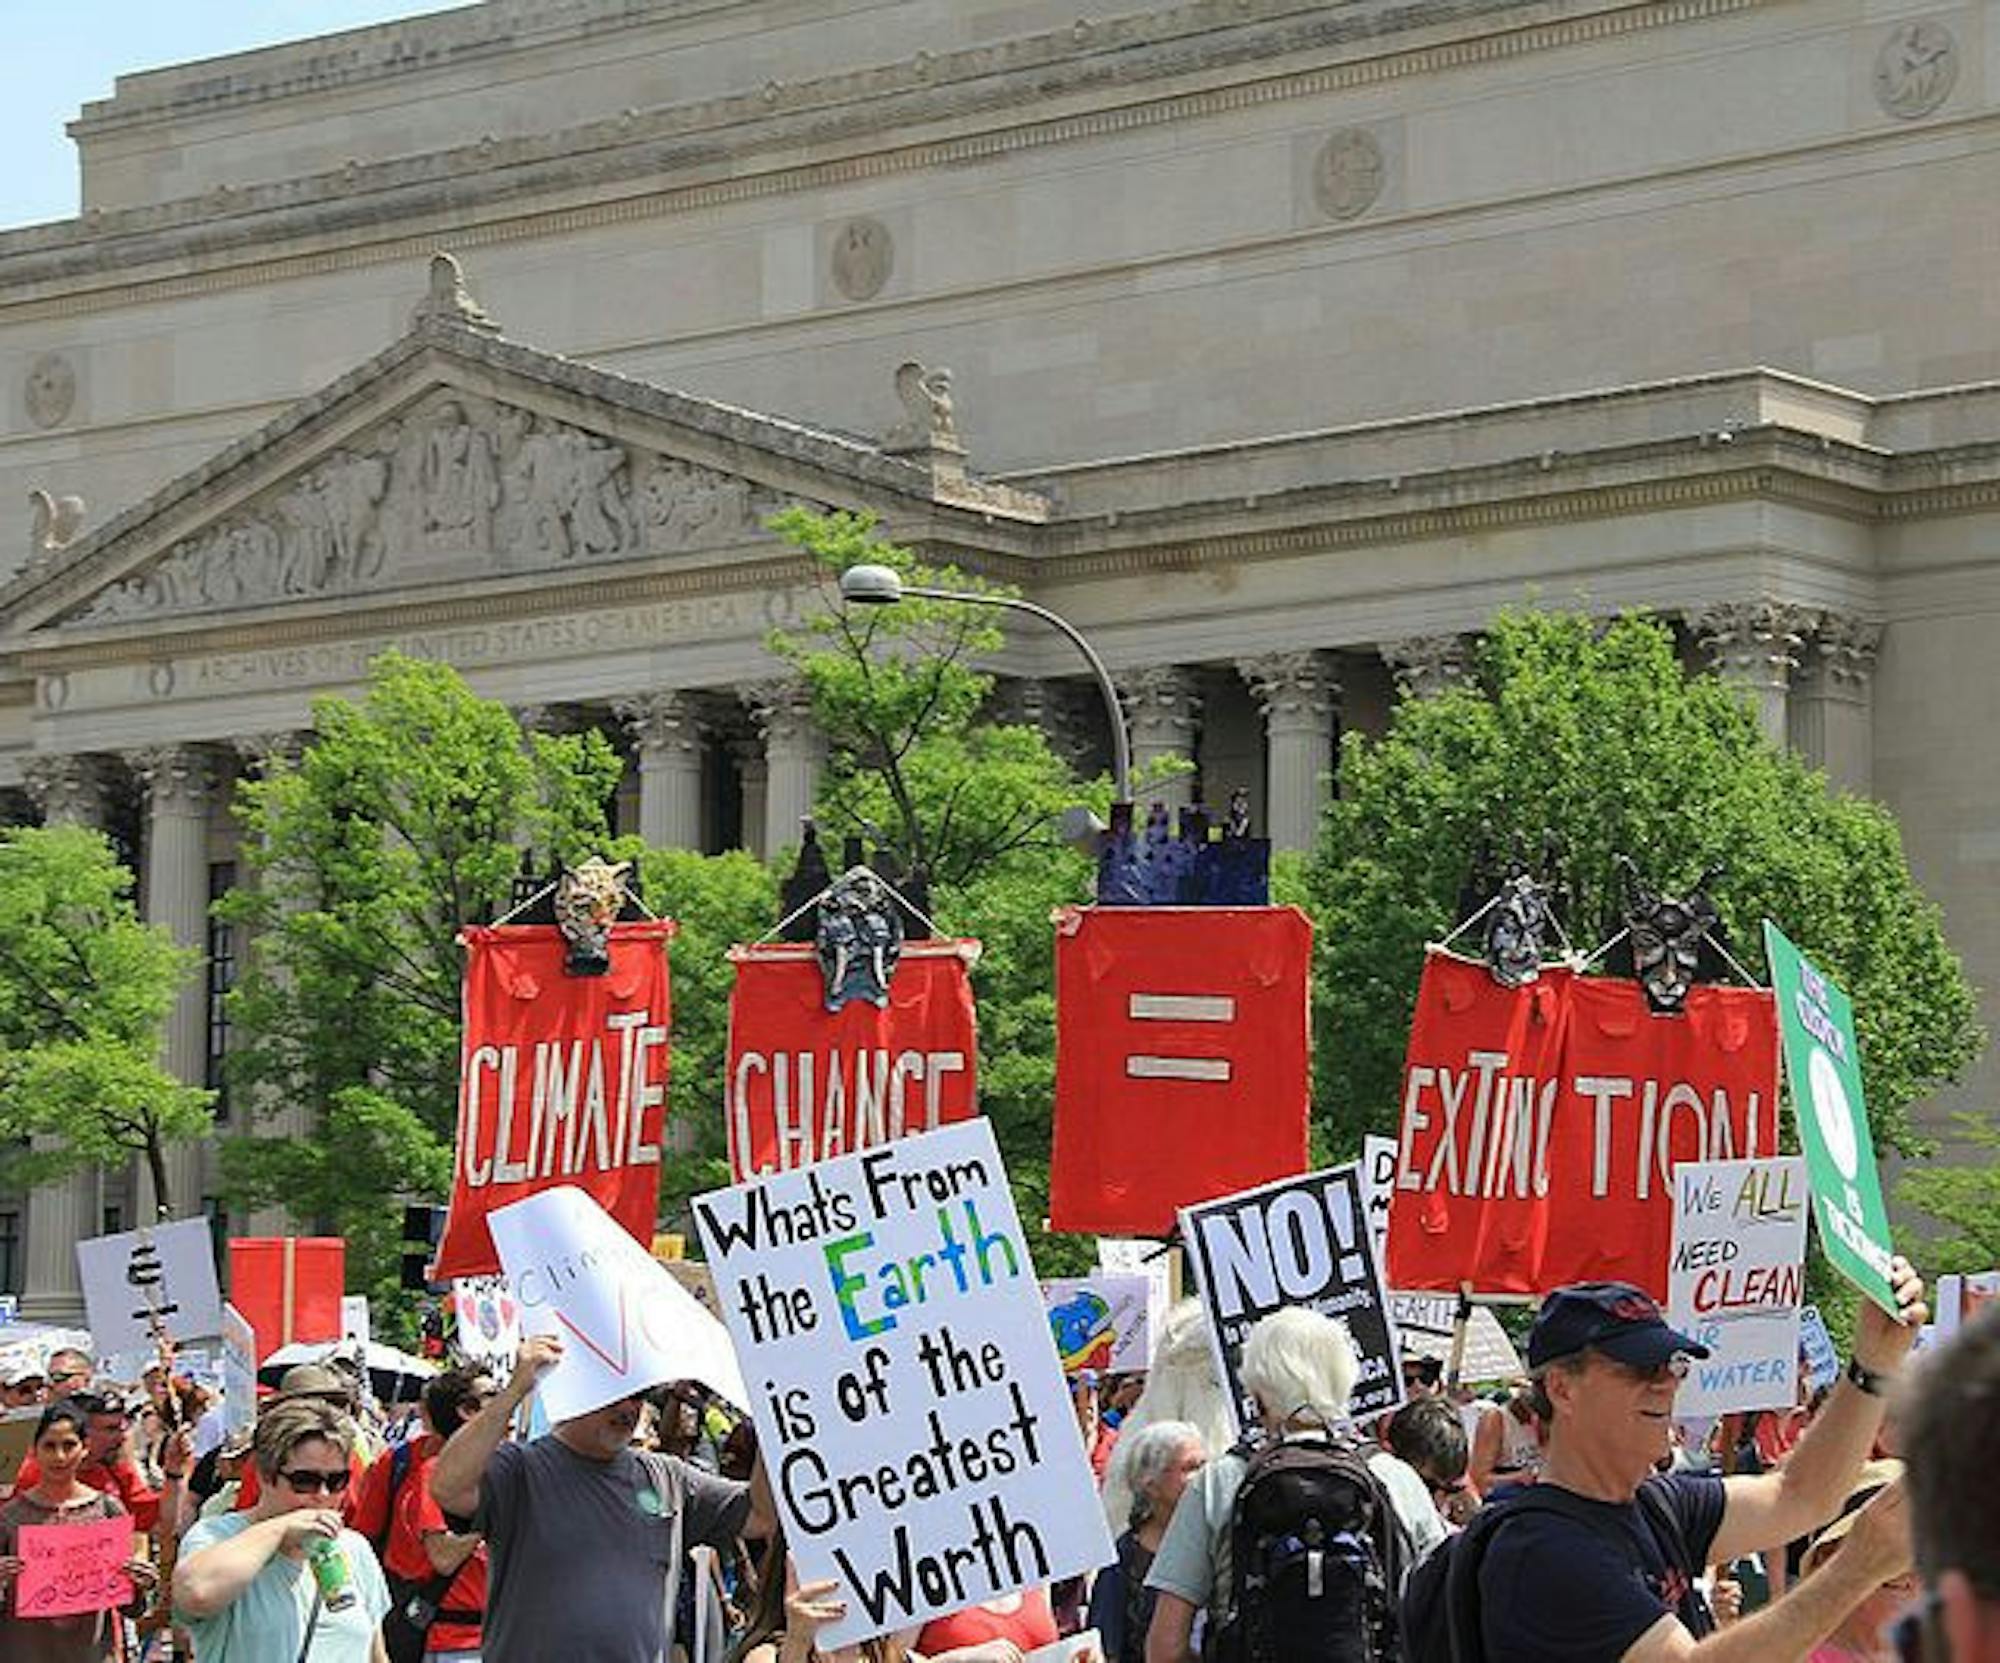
75, 1217, 223, 1356
694, 1120, 1110, 1649
488, 1185, 744, 1422
16, 1517, 136, 1617
1763, 922, 1899, 1315
1667, 1156, 1809, 1416
1180, 1161, 1404, 1428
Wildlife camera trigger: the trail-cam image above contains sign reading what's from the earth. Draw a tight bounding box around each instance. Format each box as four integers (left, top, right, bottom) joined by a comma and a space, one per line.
693, 1119, 1109, 1648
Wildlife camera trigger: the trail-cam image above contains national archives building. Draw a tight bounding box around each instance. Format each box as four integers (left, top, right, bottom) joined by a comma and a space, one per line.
1, 0, 1995, 1319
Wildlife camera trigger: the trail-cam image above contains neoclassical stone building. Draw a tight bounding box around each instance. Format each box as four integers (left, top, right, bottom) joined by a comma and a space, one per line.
3, 0, 1996, 1318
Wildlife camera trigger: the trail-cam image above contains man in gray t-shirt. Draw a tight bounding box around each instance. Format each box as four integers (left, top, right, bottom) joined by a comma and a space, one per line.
431, 1334, 774, 1663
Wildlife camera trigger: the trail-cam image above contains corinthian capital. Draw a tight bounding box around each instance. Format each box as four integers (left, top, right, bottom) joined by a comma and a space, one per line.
1238, 651, 1340, 729
24, 752, 114, 827
1802, 612, 1884, 695
1689, 600, 1817, 690
1382, 634, 1471, 698
1116, 665, 1201, 747
128, 744, 216, 815
615, 690, 705, 760
739, 678, 818, 750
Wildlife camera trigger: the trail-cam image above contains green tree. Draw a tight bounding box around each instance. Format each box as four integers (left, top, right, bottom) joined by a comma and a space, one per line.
0, 825, 212, 1213
1899, 1113, 2000, 1275
1305, 611, 1982, 1161
218, 652, 625, 1303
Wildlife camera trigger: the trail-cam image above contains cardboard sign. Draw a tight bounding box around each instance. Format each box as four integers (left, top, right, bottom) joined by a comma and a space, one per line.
694, 1120, 1111, 1648
1180, 1162, 1404, 1427
1763, 923, 1898, 1315
1798, 1304, 1840, 1393
15, 1516, 136, 1617
0, 1410, 35, 1488
488, 1185, 743, 1422
74, 1217, 223, 1356
1050, 906, 1313, 1235
664, 1260, 722, 1318
436, 921, 677, 1280
228, 1237, 346, 1355
1388, 951, 1779, 1297
726, 940, 981, 1181
220, 1303, 256, 1440
450, 1276, 522, 1364
1666, 1157, 1809, 1416
1041, 1275, 1154, 1374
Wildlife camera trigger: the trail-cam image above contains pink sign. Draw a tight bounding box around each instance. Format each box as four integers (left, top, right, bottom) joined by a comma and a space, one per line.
15, 1517, 136, 1619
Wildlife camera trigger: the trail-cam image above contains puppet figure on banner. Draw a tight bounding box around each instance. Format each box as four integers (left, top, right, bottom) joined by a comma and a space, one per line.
695, 1119, 1112, 1649
434, 859, 676, 1280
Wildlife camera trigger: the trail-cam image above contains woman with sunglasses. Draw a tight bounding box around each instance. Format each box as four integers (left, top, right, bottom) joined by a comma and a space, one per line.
173, 1396, 392, 1661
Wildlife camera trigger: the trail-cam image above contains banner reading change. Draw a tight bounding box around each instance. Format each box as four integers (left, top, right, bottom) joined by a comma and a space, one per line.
693, 1120, 1110, 1648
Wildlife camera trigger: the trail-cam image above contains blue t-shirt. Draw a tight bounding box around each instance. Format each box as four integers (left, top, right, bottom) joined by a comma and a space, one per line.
1480, 1474, 1726, 1662
176, 1513, 391, 1663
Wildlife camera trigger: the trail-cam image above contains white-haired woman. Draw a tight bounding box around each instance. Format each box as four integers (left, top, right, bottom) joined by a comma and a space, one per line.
1087, 1420, 1205, 1663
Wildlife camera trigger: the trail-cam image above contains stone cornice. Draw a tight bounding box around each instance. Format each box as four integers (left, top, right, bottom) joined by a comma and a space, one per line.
0, 0, 1767, 314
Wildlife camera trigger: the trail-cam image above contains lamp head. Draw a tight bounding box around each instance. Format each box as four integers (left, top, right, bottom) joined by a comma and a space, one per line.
839, 564, 905, 606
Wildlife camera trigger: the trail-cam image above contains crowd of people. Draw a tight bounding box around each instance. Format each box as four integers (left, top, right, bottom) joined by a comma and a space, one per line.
2, 1262, 1998, 1663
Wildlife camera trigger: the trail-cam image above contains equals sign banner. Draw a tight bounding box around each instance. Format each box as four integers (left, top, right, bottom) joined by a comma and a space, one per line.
1125, 992, 1236, 1081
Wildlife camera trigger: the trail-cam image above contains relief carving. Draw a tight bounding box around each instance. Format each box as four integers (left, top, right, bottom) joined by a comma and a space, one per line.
1874, 21, 1957, 119
24, 353, 77, 429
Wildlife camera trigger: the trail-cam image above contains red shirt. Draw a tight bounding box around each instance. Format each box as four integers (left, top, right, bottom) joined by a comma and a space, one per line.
350, 1436, 439, 1543
11, 1454, 162, 1531
397, 1451, 486, 1654
917, 1588, 1060, 1652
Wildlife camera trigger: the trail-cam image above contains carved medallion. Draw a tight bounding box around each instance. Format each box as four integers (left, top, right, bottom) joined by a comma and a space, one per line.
24, 352, 77, 429
830, 216, 895, 301
1874, 21, 1957, 119
1312, 128, 1386, 222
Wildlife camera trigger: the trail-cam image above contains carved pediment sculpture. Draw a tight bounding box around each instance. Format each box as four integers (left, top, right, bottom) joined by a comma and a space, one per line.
71, 391, 789, 625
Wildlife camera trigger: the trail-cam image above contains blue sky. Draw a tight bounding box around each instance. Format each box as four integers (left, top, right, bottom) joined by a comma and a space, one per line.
3, 3, 462, 229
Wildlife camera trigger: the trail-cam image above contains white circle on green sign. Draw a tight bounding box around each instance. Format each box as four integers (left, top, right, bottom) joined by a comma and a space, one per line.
1807, 1046, 1860, 1181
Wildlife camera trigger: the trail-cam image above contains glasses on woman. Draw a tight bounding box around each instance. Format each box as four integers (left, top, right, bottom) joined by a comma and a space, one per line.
278, 1467, 352, 1495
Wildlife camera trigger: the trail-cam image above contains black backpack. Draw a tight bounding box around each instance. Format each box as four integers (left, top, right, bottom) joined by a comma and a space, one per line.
1401, 1479, 1705, 1663
1208, 1432, 1410, 1663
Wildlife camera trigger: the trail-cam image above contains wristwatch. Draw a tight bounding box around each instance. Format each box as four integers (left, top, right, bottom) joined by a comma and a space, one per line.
1845, 1356, 1891, 1397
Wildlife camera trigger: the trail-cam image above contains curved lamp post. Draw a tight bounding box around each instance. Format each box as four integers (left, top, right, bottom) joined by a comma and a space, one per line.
837, 563, 1131, 807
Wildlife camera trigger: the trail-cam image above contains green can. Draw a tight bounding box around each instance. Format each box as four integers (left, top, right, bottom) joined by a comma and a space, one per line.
306, 1535, 357, 1612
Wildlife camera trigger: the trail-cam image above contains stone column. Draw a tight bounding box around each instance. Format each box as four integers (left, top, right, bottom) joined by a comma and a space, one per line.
614, 692, 706, 850
1790, 613, 1882, 794
1691, 600, 1815, 748
995, 676, 1092, 772
744, 681, 823, 859
1239, 651, 1340, 853
1118, 666, 1201, 809
18, 753, 116, 1323
728, 734, 769, 861
130, 745, 216, 1224
0, 786, 33, 826
1382, 634, 1472, 699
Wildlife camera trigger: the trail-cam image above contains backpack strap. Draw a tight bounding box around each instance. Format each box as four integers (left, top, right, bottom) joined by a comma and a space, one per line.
1445, 1484, 1627, 1663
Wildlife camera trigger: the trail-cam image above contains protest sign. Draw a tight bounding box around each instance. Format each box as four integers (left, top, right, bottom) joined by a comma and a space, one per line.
1798, 1304, 1839, 1393
221, 1303, 256, 1440
489, 1185, 742, 1422
436, 921, 676, 1280
1388, 951, 1779, 1297
449, 1276, 522, 1364
1042, 1276, 1154, 1374
229, 1237, 345, 1354
1050, 906, 1312, 1235
15, 1516, 136, 1618
1181, 1162, 1403, 1426
1666, 1156, 1808, 1416
1360, 1135, 1398, 1268
1932, 1271, 2000, 1339
1386, 1293, 1522, 1384
341, 1295, 371, 1349
695, 1119, 1111, 1648
1763, 922, 1898, 1314
74, 1217, 222, 1355
1026, 1637, 1103, 1663
726, 939, 981, 1181
0, 1411, 34, 1488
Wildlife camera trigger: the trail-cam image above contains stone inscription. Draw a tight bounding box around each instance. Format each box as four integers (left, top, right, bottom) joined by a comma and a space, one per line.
75, 391, 790, 625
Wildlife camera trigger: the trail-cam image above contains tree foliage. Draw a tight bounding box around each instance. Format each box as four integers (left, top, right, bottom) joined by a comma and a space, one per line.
1305, 612, 1982, 1161
0, 825, 212, 1213
1899, 1114, 2000, 1275
218, 652, 624, 1304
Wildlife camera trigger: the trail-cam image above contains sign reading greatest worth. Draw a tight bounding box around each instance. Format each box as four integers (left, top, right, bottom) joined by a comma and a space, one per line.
1762, 922, 1899, 1315
1181, 1161, 1404, 1427
694, 1120, 1110, 1648
436, 921, 676, 1280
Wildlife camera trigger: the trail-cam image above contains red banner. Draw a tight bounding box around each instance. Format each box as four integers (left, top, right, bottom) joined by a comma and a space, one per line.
1049, 906, 1312, 1236
227, 1238, 345, 1359
1386, 950, 1779, 1297
434, 921, 676, 1280
725, 940, 980, 1181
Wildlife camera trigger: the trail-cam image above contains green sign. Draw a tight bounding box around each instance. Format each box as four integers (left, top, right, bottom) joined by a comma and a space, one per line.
1763, 920, 1899, 1315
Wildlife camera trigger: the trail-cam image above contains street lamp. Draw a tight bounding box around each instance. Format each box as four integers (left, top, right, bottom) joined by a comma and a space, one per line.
838, 563, 1132, 806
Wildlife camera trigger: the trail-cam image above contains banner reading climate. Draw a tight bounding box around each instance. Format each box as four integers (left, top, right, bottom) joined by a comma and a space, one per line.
1387, 949, 1779, 1297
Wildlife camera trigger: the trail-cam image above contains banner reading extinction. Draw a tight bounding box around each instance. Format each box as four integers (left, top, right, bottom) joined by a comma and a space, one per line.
1388, 950, 1779, 1297
695, 1120, 1110, 1649
726, 940, 980, 1181
436, 921, 676, 1280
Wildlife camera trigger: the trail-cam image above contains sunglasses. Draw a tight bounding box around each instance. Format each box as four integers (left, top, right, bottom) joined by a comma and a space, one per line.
1604, 1351, 1693, 1384
278, 1468, 352, 1495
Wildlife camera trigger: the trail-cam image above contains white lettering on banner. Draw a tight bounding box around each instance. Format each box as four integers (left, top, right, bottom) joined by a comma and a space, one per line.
455, 1009, 666, 1188
1123, 990, 1235, 1083
730, 1050, 969, 1172
1397, 1053, 1764, 1202
1195, 1185, 1366, 1320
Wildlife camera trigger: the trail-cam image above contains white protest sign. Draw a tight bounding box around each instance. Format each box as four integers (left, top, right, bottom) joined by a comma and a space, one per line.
340, 1296, 371, 1349
74, 1218, 223, 1356
1387, 1292, 1522, 1383
1180, 1161, 1404, 1427
1667, 1156, 1809, 1416
1360, 1135, 1398, 1268
450, 1276, 522, 1364
694, 1120, 1111, 1649
488, 1185, 744, 1422
1042, 1275, 1154, 1374
1095, 1237, 1172, 1347
221, 1304, 256, 1440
